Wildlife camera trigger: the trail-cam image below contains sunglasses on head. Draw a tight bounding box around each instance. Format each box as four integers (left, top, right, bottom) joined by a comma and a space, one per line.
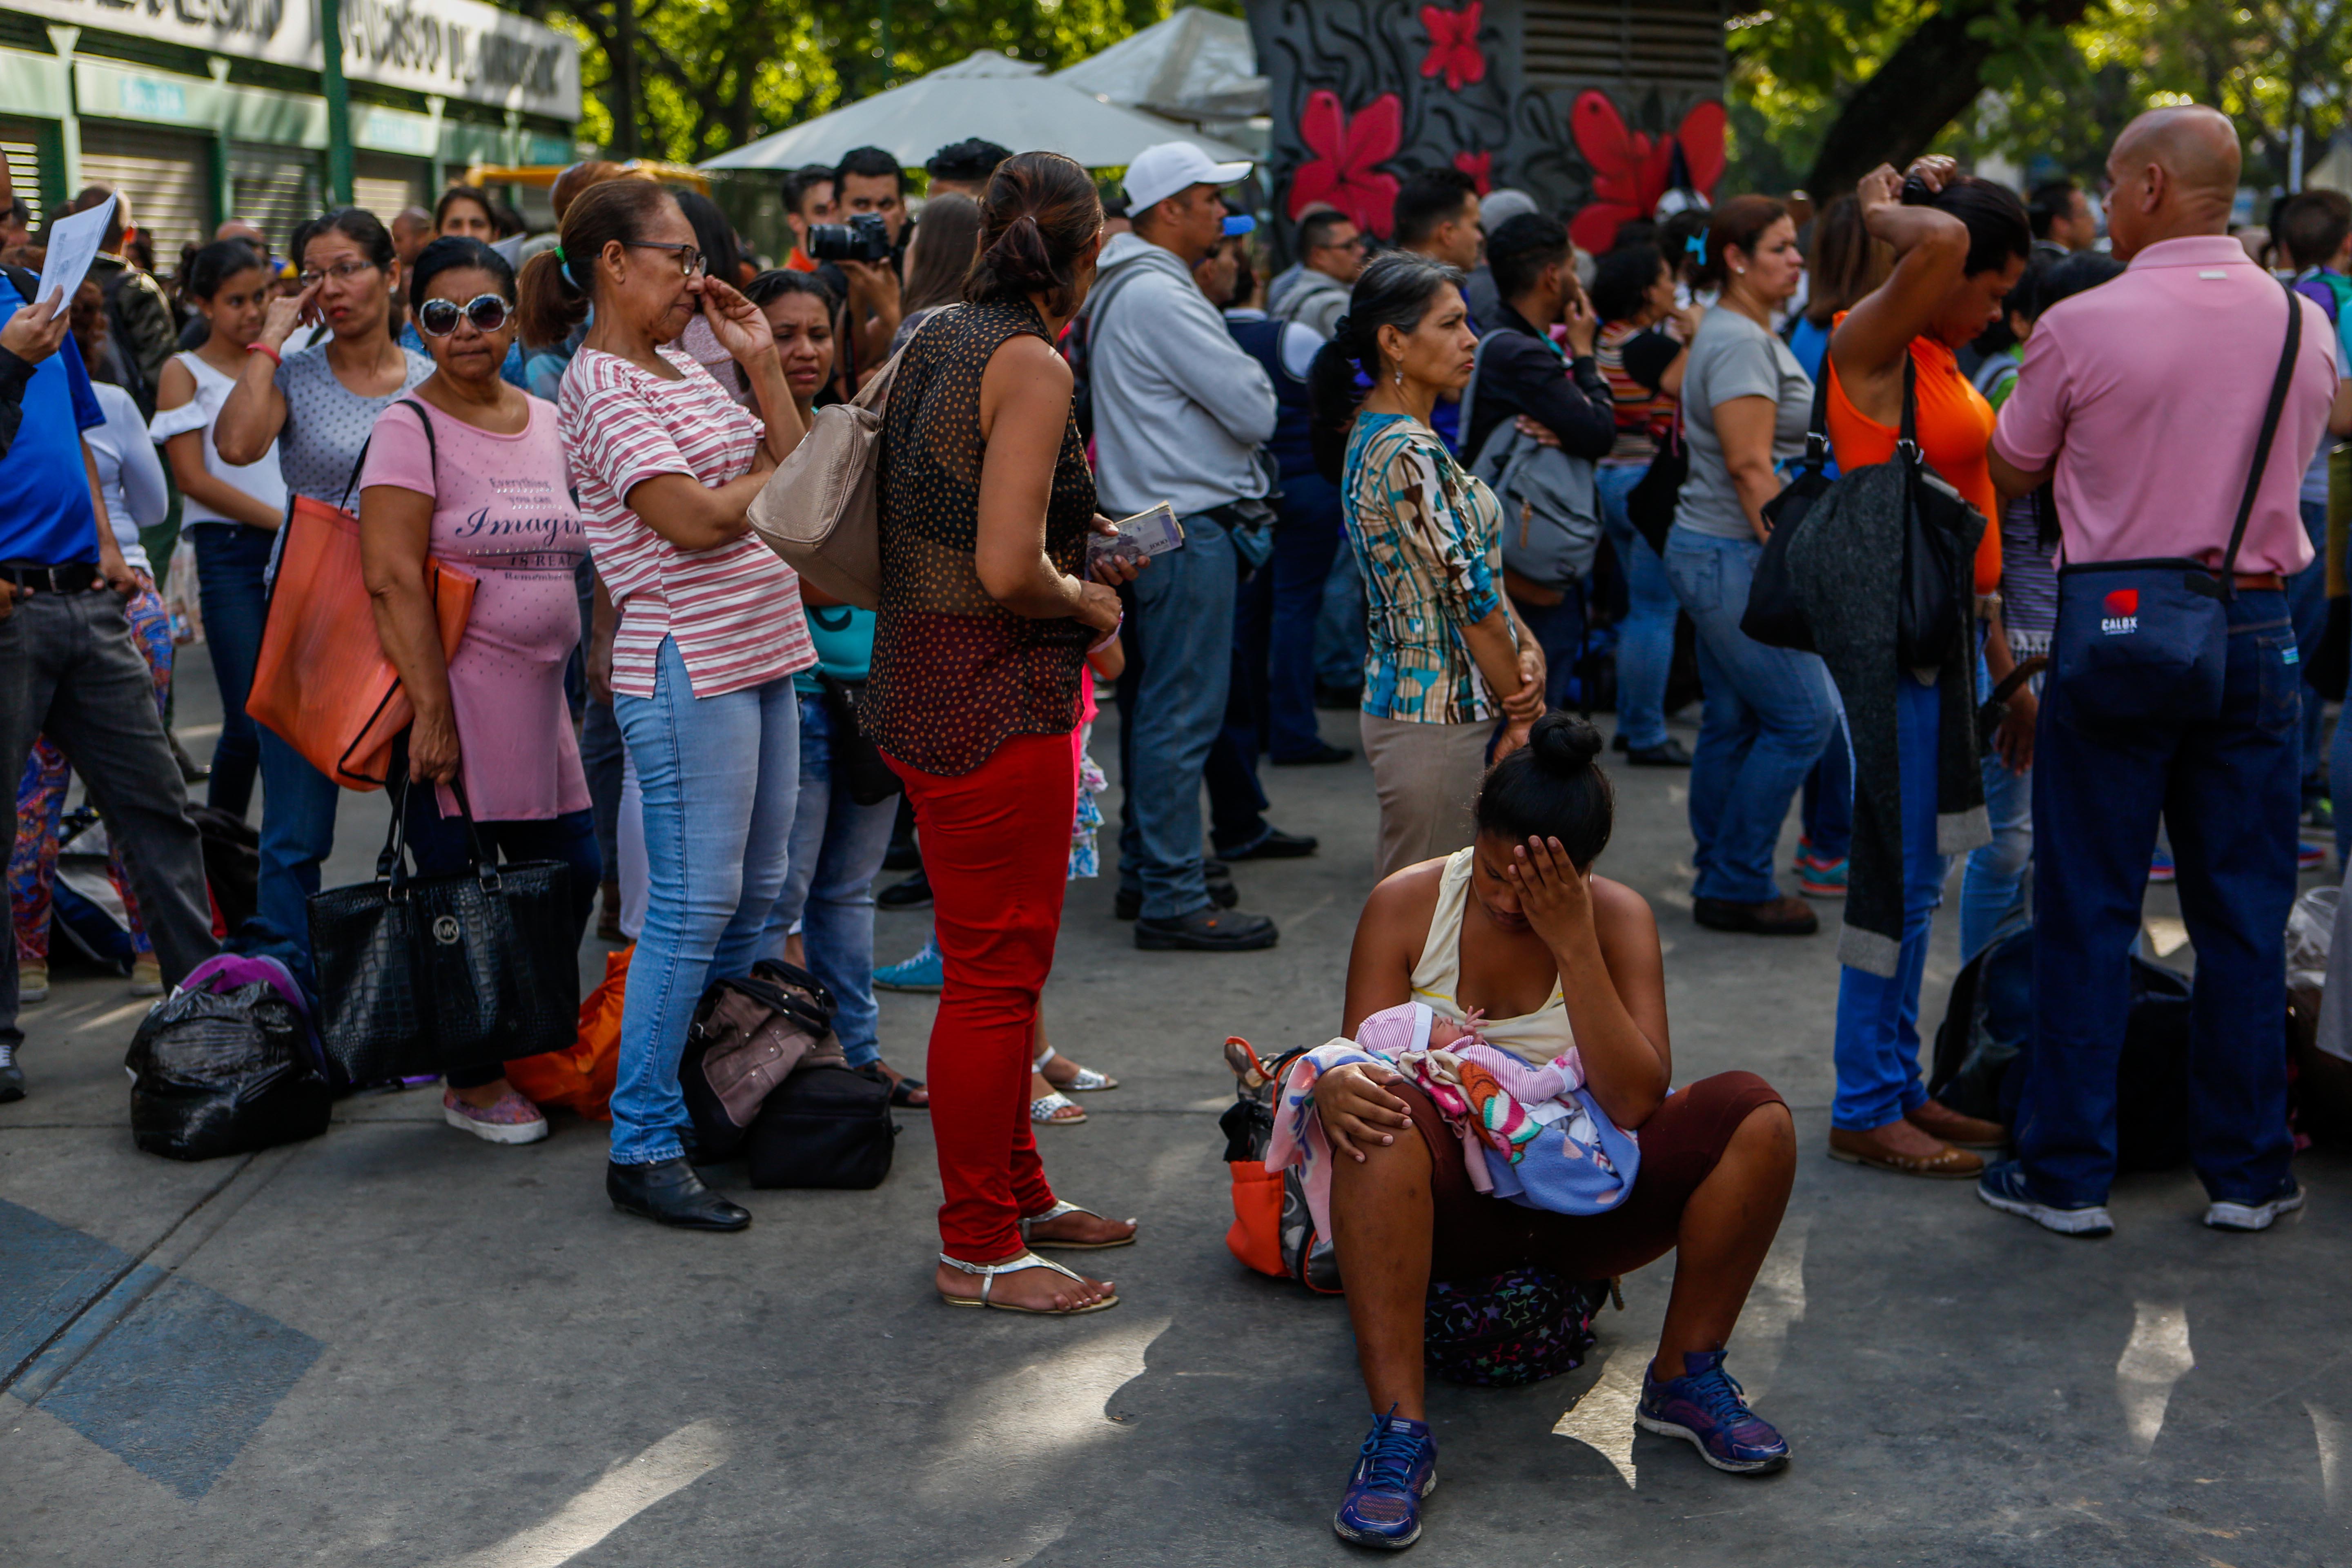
416, 293, 511, 338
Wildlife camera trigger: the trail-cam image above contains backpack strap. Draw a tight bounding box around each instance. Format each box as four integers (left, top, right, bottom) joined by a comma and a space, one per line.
2217, 287, 2306, 595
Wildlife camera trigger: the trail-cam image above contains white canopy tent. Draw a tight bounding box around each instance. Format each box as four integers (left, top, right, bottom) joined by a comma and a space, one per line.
1051, 7, 1267, 126
699, 49, 1251, 174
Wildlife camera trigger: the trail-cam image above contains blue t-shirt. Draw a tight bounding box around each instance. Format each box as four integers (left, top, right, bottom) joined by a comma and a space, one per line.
0, 274, 104, 564
793, 603, 875, 694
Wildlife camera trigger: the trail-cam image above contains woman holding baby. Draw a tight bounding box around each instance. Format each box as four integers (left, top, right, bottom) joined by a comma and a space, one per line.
1311, 712, 1798, 1548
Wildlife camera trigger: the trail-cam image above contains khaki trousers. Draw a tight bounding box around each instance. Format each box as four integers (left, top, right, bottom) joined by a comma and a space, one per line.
1359, 711, 1494, 881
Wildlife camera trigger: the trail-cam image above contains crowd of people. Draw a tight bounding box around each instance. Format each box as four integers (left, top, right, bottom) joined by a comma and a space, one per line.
0, 98, 2337, 1552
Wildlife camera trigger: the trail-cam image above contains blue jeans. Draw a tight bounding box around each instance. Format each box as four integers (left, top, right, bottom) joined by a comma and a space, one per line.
608, 637, 800, 1166
1208, 554, 1273, 853
1118, 511, 1236, 919
256, 728, 339, 966
189, 522, 271, 818
580, 696, 624, 886
2289, 499, 2329, 800
1597, 463, 1675, 750
1269, 471, 1346, 758
1664, 528, 1838, 904
1830, 676, 1947, 1130
1800, 711, 1854, 863
1961, 743, 2032, 964
2020, 590, 2300, 1207
1315, 540, 1368, 691
402, 789, 601, 1091
761, 691, 895, 1069
1512, 588, 1586, 712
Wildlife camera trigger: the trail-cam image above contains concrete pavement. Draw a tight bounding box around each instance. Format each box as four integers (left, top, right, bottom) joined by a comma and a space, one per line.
3, 649, 2348, 1566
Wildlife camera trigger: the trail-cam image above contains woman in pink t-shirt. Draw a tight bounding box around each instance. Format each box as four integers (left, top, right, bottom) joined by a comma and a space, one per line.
358, 237, 596, 1149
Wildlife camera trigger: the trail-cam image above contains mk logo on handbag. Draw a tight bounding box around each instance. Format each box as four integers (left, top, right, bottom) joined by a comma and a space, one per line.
431, 915, 461, 945
2102, 588, 2139, 636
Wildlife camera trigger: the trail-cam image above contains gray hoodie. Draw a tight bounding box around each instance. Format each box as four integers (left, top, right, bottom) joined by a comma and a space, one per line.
1269, 265, 1350, 341
1083, 231, 1276, 519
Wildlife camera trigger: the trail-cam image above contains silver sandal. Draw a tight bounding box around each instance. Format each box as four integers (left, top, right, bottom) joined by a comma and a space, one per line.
1036, 1045, 1118, 1093
1032, 1091, 1086, 1125
936, 1250, 1119, 1314
1018, 1198, 1138, 1251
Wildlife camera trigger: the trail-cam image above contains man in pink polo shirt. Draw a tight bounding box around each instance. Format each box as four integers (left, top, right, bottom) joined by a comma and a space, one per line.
1979, 106, 2337, 1240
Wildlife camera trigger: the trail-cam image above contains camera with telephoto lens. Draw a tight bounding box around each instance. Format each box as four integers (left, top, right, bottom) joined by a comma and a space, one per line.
806, 212, 893, 264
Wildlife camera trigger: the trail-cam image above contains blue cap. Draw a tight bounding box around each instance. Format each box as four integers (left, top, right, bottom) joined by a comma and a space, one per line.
1223, 214, 1258, 236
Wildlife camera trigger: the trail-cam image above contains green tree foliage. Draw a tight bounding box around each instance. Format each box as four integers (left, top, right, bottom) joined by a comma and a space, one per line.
1729, 0, 2352, 194
539, 0, 1239, 165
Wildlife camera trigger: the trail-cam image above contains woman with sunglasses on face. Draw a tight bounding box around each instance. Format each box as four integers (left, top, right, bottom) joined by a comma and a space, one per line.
355, 238, 597, 1146
214, 208, 432, 962
396, 189, 529, 388
517, 178, 811, 1231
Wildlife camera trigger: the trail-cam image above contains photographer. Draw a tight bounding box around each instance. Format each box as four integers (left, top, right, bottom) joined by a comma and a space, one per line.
823, 146, 908, 394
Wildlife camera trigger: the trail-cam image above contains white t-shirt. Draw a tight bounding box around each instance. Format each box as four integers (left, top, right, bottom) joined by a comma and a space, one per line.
147, 352, 290, 527
85, 381, 167, 572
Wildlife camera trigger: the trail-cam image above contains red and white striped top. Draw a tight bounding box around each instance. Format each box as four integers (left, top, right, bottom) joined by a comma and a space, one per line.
559, 345, 812, 699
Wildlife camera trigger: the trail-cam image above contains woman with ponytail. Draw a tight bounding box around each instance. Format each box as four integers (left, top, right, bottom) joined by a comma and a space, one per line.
537, 177, 815, 1232
1310, 712, 1797, 1545
863, 150, 1143, 1316
1306, 252, 1546, 878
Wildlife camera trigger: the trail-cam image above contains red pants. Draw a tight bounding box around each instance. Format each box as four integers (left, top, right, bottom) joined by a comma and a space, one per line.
886, 731, 1077, 1259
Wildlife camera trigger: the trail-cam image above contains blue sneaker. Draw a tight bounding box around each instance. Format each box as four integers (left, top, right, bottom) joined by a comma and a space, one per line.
2205, 1179, 2305, 1232
873, 938, 942, 993
1332, 1408, 1437, 1549
2299, 842, 2327, 873
1976, 1159, 2114, 1237
2149, 847, 2176, 884
1635, 1350, 1789, 1474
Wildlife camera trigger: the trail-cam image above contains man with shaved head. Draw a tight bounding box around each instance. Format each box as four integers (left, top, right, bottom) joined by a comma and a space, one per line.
1981, 105, 2339, 1240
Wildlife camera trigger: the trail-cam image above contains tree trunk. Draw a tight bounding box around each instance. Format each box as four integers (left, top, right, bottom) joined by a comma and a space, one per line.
1804, 0, 2094, 196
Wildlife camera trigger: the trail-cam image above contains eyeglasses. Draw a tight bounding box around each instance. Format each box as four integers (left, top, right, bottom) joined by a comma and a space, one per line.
628, 241, 706, 278
416, 293, 511, 338
298, 259, 379, 289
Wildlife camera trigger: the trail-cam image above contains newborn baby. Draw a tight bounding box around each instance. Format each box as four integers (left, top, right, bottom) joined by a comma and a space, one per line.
1353, 999, 1483, 1059
1352, 1000, 1584, 1106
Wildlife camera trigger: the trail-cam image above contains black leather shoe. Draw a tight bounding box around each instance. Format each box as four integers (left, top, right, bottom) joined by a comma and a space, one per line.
877, 869, 933, 910
1135, 907, 1280, 951
1216, 826, 1319, 860
608, 1157, 751, 1231
1626, 737, 1693, 767
1314, 681, 1364, 712
1612, 732, 1630, 753
1272, 742, 1353, 766
882, 841, 922, 873
1204, 861, 1240, 907
1119, 877, 1238, 919
0, 1045, 23, 1103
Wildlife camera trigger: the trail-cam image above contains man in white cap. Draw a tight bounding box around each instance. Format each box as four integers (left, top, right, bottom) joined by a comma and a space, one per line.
1082, 141, 1298, 953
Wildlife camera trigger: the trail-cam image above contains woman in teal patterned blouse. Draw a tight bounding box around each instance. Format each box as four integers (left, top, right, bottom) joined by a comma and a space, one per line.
1309, 254, 1546, 878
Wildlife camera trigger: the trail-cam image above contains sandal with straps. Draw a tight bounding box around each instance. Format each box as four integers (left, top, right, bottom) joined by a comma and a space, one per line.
937, 1250, 1120, 1315
1018, 1198, 1137, 1251
1037, 1046, 1119, 1094
1032, 1090, 1086, 1125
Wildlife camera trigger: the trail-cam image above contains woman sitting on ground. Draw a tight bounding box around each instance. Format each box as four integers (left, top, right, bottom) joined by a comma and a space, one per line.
1316, 713, 1796, 1548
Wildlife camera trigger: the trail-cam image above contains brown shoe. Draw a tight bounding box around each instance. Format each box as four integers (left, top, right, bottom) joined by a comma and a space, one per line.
1826, 1126, 1984, 1178
1693, 894, 1819, 936
1907, 1098, 2005, 1150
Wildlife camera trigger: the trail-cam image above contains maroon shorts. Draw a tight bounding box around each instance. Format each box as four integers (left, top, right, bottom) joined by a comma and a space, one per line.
1400, 1070, 1785, 1281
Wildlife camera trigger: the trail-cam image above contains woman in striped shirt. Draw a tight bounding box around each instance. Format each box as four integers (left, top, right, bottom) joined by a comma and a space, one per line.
519, 178, 812, 1233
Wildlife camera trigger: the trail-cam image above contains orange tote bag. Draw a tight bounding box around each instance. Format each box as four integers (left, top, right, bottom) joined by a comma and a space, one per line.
245, 492, 475, 791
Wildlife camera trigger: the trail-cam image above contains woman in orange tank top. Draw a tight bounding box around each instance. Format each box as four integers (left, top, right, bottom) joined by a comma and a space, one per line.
1820, 156, 2030, 1180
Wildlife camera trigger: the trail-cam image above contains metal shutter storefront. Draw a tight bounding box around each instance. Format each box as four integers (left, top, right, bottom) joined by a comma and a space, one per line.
1522, 0, 1726, 92
354, 154, 428, 226
230, 144, 324, 258
0, 120, 43, 223
77, 125, 212, 262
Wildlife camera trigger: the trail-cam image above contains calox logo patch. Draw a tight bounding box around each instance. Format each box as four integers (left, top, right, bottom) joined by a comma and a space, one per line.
2102, 588, 2139, 636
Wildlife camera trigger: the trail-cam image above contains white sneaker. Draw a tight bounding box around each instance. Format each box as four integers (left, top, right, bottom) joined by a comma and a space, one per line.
2204, 1185, 2304, 1232
18, 962, 47, 1004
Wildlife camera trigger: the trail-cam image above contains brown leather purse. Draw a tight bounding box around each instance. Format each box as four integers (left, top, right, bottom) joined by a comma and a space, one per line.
679, 961, 842, 1159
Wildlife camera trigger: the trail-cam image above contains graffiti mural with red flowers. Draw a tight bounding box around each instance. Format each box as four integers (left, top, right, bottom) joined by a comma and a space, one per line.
1566, 93, 1726, 254
1419, 2, 1486, 94
1289, 90, 1405, 238
1452, 150, 1492, 195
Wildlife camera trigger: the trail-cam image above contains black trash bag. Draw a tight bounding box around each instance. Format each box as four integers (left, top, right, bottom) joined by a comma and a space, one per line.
126, 980, 331, 1161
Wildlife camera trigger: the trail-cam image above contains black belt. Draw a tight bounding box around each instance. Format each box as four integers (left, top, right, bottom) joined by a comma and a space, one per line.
0, 562, 99, 593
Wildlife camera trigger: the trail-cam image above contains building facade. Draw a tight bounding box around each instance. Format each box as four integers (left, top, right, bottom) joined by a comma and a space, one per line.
1, 0, 578, 257
1244, 0, 1726, 254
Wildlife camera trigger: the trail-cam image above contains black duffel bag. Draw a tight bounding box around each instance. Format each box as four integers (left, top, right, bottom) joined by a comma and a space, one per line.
746, 1061, 896, 1189
127, 965, 330, 1160
308, 777, 580, 1087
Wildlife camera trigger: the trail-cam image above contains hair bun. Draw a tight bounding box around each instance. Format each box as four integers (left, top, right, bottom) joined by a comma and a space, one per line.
1528, 712, 1602, 776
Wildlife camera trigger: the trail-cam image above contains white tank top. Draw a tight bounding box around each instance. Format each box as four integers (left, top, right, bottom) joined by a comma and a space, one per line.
146, 350, 290, 527
1408, 848, 1576, 1067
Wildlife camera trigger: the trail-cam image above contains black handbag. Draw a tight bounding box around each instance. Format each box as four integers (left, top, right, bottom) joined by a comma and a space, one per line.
2048, 292, 2303, 727
815, 672, 902, 806
308, 776, 582, 1087
744, 1062, 896, 1189
1741, 368, 1835, 651
1624, 414, 1687, 561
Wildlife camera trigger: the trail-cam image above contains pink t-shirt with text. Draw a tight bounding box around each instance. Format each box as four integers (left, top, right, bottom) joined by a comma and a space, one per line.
1991, 235, 2337, 577
359, 396, 592, 822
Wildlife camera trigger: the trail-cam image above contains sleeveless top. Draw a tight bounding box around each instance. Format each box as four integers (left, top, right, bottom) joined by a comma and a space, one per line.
146, 351, 288, 527
1408, 848, 1576, 1068
866, 299, 1096, 776
1824, 326, 2003, 595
